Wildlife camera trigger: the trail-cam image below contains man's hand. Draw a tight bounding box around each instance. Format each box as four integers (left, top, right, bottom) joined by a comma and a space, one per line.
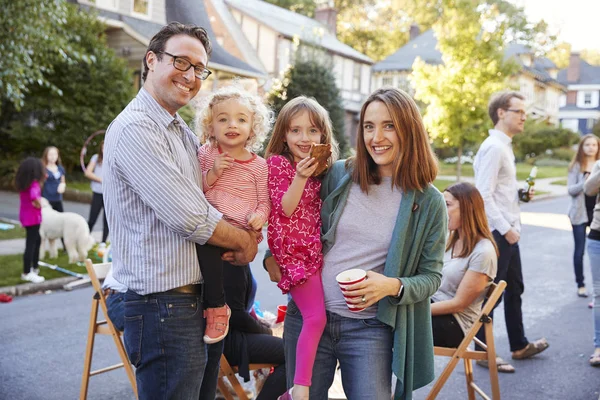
529, 188, 535, 201
222, 230, 258, 265
504, 228, 520, 245
264, 254, 282, 283
247, 213, 265, 232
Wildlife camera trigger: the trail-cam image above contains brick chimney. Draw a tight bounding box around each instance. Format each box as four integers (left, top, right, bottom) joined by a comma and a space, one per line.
409, 24, 420, 41
314, 1, 337, 35
567, 52, 581, 83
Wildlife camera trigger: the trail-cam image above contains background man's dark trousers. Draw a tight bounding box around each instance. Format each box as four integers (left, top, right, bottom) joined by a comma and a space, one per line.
476, 230, 529, 352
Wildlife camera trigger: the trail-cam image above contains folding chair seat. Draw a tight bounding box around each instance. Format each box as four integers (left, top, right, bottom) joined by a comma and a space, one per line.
80, 259, 137, 399
427, 280, 507, 400
218, 354, 277, 400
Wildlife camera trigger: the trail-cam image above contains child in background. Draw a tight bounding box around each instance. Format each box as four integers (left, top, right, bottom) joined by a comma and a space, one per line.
195, 85, 273, 344
85, 141, 108, 244
41, 146, 67, 212
16, 157, 46, 283
41, 146, 67, 250
264, 96, 339, 400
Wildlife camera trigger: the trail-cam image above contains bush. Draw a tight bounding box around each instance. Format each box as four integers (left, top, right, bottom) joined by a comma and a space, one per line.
268, 58, 348, 156
547, 147, 575, 162
513, 119, 579, 160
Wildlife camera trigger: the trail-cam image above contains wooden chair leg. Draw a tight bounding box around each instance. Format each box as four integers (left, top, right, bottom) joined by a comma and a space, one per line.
426, 354, 462, 400
109, 330, 137, 398
485, 322, 501, 400
217, 377, 235, 400
464, 358, 476, 400
80, 299, 99, 400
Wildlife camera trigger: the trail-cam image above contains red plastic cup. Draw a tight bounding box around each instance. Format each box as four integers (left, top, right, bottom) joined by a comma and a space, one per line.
276, 305, 287, 323
335, 269, 367, 312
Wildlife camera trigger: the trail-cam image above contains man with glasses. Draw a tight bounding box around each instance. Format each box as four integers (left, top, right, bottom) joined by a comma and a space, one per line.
473, 91, 549, 373
103, 22, 258, 399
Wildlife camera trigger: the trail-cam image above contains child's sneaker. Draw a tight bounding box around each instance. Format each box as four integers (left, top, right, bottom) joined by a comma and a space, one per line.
21, 272, 45, 283
203, 304, 231, 344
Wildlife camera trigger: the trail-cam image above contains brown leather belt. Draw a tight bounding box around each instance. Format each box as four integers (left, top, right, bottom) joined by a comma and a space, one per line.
102, 288, 118, 298
164, 283, 203, 295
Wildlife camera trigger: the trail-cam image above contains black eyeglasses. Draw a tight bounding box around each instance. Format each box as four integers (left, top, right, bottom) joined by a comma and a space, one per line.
505, 109, 527, 117
157, 51, 212, 80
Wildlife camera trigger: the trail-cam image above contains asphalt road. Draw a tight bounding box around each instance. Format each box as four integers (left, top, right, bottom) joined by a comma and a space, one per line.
1, 195, 599, 399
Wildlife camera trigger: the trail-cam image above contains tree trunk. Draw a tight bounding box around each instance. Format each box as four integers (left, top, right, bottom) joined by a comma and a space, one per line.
456, 145, 463, 182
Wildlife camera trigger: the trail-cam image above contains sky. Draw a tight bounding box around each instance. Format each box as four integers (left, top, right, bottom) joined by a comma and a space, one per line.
511, 0, 600, 51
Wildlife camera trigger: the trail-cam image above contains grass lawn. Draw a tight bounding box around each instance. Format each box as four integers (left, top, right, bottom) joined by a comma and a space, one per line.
67, 181, 92, 193
0, 225, 26, 240
551, 179, 567, 186
433, 179, 456, 191
0, 251, 99, 288
438, 162, 567, 180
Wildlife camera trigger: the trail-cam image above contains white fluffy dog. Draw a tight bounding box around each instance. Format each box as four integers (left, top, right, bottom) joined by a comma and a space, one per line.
39, 198, 95, 264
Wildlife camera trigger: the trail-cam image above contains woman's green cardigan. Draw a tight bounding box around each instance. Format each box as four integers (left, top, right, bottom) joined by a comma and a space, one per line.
320, 161, 447, 400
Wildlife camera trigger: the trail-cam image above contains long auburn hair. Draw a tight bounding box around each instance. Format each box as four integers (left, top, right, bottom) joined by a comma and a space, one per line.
445, 182, 498, 258
348, 87, 438, 193
264, 96, 339, 171
569, 134, 600, 171
41, 146, 62, 169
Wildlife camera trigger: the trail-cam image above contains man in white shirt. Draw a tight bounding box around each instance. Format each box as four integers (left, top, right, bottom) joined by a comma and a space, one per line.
473, 91, 549, 372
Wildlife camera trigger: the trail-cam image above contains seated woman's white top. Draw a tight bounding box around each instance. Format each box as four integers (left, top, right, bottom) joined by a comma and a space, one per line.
431, 238, 497, 334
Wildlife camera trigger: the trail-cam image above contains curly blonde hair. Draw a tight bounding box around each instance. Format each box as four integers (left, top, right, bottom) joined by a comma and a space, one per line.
196, 85, 274, 153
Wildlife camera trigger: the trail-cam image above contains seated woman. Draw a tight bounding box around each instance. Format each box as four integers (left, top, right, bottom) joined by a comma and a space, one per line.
222, 261, 287, 399
431, 182, 499, 358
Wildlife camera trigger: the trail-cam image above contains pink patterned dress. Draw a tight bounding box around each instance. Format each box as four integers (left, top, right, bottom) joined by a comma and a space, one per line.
267, 155, 323, 294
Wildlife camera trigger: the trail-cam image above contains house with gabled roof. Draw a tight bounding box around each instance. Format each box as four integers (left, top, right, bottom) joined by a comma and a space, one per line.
372, 27, 566, 125
207, 0, 374, 142
558, 53, 600, 134
71, 0, 266, 94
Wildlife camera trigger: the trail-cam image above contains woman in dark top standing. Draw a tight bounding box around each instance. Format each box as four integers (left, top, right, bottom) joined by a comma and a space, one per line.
222, 261, 287, 399
567, 134, 600, 297
41, 146, 66, 212
85, 141, 108, 243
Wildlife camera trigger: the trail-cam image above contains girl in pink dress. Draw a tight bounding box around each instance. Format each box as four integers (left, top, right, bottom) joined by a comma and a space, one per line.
264, 96, 339, 400
15, 157, 46, 284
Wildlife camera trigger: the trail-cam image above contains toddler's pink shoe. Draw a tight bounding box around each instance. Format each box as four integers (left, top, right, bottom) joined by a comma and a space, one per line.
203, 304, 231, 344
277, 388, 294, 400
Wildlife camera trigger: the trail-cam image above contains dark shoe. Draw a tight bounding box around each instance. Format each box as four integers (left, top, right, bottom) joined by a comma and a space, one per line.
476, 357, 515, 373
512, 338, 549, 360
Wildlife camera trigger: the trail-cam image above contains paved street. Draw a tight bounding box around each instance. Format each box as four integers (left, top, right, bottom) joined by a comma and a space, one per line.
1, 195, 599, 399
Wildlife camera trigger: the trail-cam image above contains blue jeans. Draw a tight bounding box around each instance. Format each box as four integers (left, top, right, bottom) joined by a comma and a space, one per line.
106, 291, 125, 331
572, 224, 587, 288
585, 239, 600, 348
283, 300, 393, 400
123, 289, 223, 400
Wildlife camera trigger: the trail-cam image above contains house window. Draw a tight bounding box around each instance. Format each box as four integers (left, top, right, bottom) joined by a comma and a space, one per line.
588, 119, 597, 130
133, 0, 150, 16
561, 119, 579, 133
382, 77, 393, 87
584, 92, 593, 106
95, 0, 118, 9
352, 64, 361, 91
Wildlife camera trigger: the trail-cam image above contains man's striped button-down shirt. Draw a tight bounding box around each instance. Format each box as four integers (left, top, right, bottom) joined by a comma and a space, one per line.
104, 88, 222, 295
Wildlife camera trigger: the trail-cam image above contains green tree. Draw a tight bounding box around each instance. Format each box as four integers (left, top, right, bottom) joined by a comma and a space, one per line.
0, 4, 133, 171
411, 0, 519, 179
582, 49, 600, 66
0, 0, 92, 111
268, 59, 348, 156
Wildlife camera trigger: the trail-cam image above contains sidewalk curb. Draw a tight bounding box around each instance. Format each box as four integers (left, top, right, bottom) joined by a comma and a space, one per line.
0, 276, 81, 297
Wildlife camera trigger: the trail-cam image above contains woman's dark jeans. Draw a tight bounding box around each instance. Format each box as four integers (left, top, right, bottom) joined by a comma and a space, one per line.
572, 223, 587, 288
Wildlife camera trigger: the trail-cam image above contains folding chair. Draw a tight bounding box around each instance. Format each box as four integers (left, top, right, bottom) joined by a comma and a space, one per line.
217, 354, 277, 400
427, 280, 507, 400
80, 259, 137, 400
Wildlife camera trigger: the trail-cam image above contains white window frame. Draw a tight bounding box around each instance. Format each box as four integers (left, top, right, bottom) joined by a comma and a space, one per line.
382, 76, 393, 87
352, 63, 361, 92
577, 91, 599, 108
561, 118, 580, 132
131, 0, 152, 19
